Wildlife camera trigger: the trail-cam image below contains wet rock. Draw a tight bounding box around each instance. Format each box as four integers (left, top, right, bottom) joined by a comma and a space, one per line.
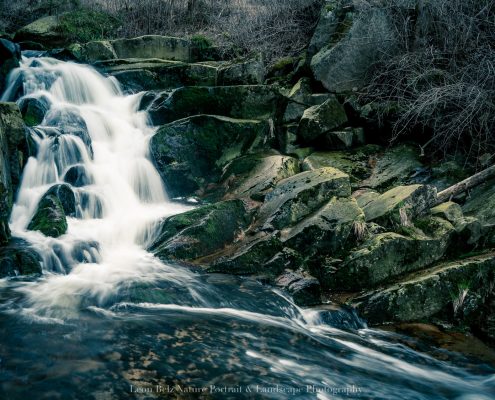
217, 153, 300, 201
149, 200, 251, 261
297, 98, 347, 143
208, 235, 284, 275
63, 165, 93, 187
144, 85, 285, 126
363, 184, 437, 227
331, 217, 454, 291
150, 115, 271, 198
217, 58, 265, 85
282, 196, 364, 257
352, 254, 495, 325
27, 194, 68, 238
0, 103, 29, 243
276, 270, 321, 306
19, 96, 50, 126
311, 4, 398, 92
0, 238, 42, 277
45, 184, 76, 217
259, 167, 351, 230
0, 39, 21, 94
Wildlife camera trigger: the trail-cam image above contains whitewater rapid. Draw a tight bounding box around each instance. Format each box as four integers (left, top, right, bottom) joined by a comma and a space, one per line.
2, 56, 193, 316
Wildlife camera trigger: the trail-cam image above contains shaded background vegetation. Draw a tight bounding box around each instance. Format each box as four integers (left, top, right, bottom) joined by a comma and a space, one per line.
0, 0, 323, 62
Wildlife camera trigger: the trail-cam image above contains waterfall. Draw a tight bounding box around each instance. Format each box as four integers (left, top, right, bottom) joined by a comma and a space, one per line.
2, 55, 193, 315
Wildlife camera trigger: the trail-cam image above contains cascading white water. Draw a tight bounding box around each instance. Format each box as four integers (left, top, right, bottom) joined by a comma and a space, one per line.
2, 56, 194, 316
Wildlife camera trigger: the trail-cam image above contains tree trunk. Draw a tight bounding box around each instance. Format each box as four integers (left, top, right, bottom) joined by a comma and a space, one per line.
436, 164, 495, 204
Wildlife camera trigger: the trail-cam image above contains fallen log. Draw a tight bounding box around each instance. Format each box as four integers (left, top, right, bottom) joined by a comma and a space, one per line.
436, 164, 495, 204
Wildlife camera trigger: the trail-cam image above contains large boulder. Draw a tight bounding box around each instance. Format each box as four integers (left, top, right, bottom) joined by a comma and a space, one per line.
310, 4, 398, 92
0, 39, 21, 95
363, 184, 437, 227
259, 167, 351, 230
143, 85, 286, 126
149, 200, 251, 262
330, 217, 454, 291
27, 194, 68, 238
69, 35, 220, 64
0, 238, 42, 278
0, 103, 29, 244
217, 153, 300, 201
352, 254, 495, 325
14, 15, 64, 47
297, 97, 347, 143
111, 36, 192, 62
150, 115, 271, 198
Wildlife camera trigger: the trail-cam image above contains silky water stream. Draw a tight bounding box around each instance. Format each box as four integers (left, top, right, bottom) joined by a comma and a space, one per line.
0, 54, 493, 399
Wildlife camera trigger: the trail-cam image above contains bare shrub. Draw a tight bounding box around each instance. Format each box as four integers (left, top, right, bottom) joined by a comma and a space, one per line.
361, 0, 495, 162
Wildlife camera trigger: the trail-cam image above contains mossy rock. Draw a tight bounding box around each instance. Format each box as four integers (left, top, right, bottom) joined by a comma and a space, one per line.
215, 153, 300, 201
45, 184, 76, 217
217, 58, 265, 85
431, 202, 464, 225
351, 253, 495, 325
332, 218, 454, 291
19, 96, 50, 126
96, 59, 218, 91
143, 85, 286, 126
149, 200, 252, 261
150, 115, 271, 198
259, 167, 351, 230
282, 196, 364, 258
27, 194, 68, 238
297, 97, 348, 143
363, 184, 437, 227
362, 145, 423, 191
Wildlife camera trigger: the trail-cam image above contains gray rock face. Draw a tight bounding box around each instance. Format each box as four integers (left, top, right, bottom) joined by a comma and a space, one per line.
150, 115, 271, 198
310, 5, 398, 92
217, 58, 265, 85
14, 15, 65, 47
